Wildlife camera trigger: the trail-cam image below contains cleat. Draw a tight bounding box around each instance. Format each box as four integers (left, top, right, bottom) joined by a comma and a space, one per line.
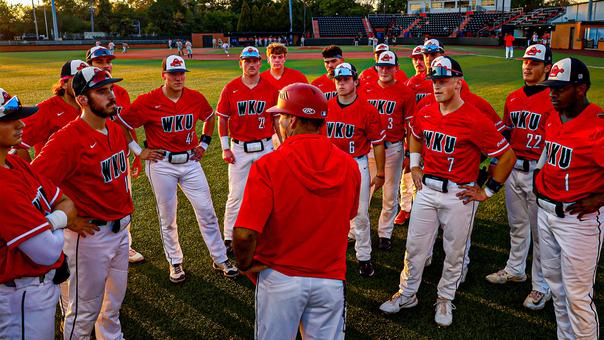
394, 210, 410, 225
434, 298, 455, 327
379, 292, 418, 314
213, 260, 239, 278
378, 237, 392, 251
359, 260, 375, 278
128, 248, 145, 263
523, 290, 552, 310
169, 263, 186, 283
485, 269, 527, 284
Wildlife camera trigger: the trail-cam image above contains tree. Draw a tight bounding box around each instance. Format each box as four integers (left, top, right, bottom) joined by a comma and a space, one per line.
237, 0, 252, 31
96, 0, 113, 32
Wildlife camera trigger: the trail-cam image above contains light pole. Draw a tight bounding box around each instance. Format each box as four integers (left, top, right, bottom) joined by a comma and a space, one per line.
42, 1, 49, 39
31, 0, 39, 40
89, 0, 94, 33
50, 0, 59, 40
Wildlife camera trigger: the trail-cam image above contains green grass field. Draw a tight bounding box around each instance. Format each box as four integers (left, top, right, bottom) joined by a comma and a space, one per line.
1, 46, 604, 339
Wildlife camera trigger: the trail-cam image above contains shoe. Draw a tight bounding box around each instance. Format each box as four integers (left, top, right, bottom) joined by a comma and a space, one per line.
169, 264, 186, 283
359, 260, 375, 277
523, 290, 552, 310
224, 240, 233, 255
379, 292, 418, 314
213, 260, 239, 278
378, 237, 392, 251
394, 210, 410, 225
425, 256, 432, 267
434, 298, 455, 327
460, 266, 468, 284
485, 269, 527, 284
128, 248, 145, 263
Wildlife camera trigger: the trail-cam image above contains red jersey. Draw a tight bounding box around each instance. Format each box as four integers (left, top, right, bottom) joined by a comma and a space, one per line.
406, 72, 433, 103
363, 81, 416, 142
534, 103, 604, 202
411, 102, 511, 184
311, 74, 337, 101
216, 77, 278, 142
416, 83, 506, 132
235, 134, 360, 280
505, 35, 515, 47
503, 87, 555, 160
260, 67, 308, 90
0, 155, 64, 283
324, 96, 385, 157
359, 66, 408, 87
118, 87, 213, 152
113, 84, 131, 113
20, 96, 80, 153
32, 118, 133, 221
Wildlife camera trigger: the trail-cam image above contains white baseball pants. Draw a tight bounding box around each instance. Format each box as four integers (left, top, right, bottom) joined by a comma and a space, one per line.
504, 166, 548, 293
0, 270, 58, 340
368, 141, 404, 239
506, 46, 514, 59
398, 184, 478, 300
538, 206, 604, 340
352, 155, 372, 261
223, 139, 273, 241
145, 159, 228, 266
63, 226, 129, 340
255, 268, 345, 340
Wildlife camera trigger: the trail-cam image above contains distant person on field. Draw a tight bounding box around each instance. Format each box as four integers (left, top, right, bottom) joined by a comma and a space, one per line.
222, 42, 230, 57
122, 42, 128, 54
185, 40, 193, 59
505, 33, 515, 60
108, 41, 115, 54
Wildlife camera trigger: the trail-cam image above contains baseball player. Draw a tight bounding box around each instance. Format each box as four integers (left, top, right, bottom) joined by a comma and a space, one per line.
260, 43, 308, 90
117, 55, 238, 282
363, 51, 415, 250
185, 40, 193, 59
0, 89, 76, 340
405, 45, 433, 103
325, 62, 385, 277
535, 58, 604, 339
311, 45, 344, 100
379, 56, 516, 327
217, 47, 280, 253
31, 67, 163, 339
107, 41, 115, 54
485, 44, 555, 310
176, 39, 183, 57
359, 43, 408, 87
13, 60, 88, 162
85, 45, 145, 264
222, 41, 230, 57
233, 83, 360, 340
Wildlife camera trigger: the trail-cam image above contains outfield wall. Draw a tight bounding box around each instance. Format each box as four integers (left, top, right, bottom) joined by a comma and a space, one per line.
304, 37, 500, 46
0, 41, 166, 52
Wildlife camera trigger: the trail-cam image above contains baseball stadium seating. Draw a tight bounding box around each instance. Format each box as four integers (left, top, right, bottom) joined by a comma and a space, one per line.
316, 16, 366, 37
367, 14, 416, 30
409, 13, 464, 37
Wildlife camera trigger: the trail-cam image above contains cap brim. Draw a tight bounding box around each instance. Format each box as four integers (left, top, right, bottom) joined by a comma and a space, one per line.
240, 56, 261, 60
164, 68, 190, 73
538, 79, 569, 87
375, 62, 397, 67
0, 106, 38, 122
89, 77, 123, 90
523, 56, 545, 62
266, 105, 282, 114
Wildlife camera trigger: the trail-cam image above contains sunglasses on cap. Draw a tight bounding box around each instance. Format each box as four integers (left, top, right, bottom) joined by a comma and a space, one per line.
423, 45, 442, 54
429, 65, 463, 78
0, 96, 20, 115
0, 95, 38, 121
334, 67, 355, 78
89, 48, 114, 59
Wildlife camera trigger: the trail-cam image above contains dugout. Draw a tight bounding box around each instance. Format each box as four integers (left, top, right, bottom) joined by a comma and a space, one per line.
551, 21, 604, 51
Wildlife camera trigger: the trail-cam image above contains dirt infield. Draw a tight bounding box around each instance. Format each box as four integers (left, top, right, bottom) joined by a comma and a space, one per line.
118, 46, 476, 61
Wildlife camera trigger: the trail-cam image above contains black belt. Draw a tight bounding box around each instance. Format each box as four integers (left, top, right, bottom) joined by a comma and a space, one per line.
232, 137, 272, 144
354, 155, 367, 160
515, 157, 534, 173
535, 192, 567, 218
422, 174, 471, 193
90, 216, 129, 233
2, 273, 46, 288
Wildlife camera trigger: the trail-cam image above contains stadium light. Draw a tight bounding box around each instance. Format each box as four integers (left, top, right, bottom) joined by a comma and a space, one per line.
50, 0, 59, 40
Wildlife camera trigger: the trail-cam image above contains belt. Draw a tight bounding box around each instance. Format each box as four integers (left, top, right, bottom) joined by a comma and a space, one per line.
536, 193, 574, 218
232, 137, 272, 145
384, 141, 402, 149
354, 154, 368, 160
90, 214, 131, 233
422, 174, 473, 193
514, 158, 537, 172
1, 269, 55, 288
163, 149, 195, 164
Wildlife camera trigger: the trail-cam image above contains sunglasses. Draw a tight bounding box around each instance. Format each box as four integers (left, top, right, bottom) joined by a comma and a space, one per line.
334, 67, 355, 78
422, 45, 442, 54
0, 96, 21, 116
90, 49, 113, 59
430, 65, 463, 78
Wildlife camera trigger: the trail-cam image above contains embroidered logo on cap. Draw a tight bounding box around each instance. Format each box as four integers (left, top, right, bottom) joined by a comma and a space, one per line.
525, 46, 542, 56
550, 65, 565, 77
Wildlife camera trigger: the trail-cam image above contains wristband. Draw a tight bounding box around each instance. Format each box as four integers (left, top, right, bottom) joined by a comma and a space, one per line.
128, 141, 143, 156
410, 152, 422, 168
200, 135, 212, 151
220, 136, 230, 151
484, 187, 495, 198
376, 174, 385, 179
485, 177, 503, 194
46, 210, 68, 231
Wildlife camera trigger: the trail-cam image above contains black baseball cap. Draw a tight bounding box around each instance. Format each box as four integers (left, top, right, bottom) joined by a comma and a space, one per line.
0, 88, 38, 121
427, 56, 463, 79
539, 58, 590, 88
72, 67, 123, 95
60, 60, 89, 79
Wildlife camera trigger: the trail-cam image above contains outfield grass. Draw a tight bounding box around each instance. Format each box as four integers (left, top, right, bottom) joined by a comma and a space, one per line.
1, 47, 604, 339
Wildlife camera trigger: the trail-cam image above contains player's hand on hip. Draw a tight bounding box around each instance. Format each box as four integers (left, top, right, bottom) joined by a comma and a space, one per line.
222, 149, 236, 164
67, 217, 100, 237
411, 167, 423, 191
457, 185, 488, 204
131, 156, 142, 178
190, 146, 205, 162
566, 193, 604, 220
371, 175, 385, 191
140, 149, 165, 162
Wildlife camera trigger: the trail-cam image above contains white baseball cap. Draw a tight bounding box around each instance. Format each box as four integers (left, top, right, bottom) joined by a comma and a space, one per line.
410, 45, 423, 57
61, 60, 89, 79
523, 44, 552, 64
375, 51, 398, 66
374, 43, 389, 53
162, 55, 189, 73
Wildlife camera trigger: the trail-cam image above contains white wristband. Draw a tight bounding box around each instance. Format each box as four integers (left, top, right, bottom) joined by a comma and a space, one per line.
46, 210, 68, 231
484, 187, 495, 198
200, 142, 209, 151
220, 136, 230, 150
410, 152, 422, 168
128, 141, 143, 156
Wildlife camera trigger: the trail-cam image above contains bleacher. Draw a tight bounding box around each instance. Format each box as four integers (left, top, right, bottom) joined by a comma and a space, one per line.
410, 13, 464, 37
367, 14, 416, 29
509, 7, 565, 25
463, 10, 519, 34
316, 16, 366, 37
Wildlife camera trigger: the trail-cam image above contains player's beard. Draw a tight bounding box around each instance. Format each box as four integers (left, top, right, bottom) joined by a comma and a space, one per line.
89, 97, 117, 118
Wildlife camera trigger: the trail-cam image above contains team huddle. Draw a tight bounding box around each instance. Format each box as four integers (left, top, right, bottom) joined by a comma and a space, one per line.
0, 39, 602, 340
